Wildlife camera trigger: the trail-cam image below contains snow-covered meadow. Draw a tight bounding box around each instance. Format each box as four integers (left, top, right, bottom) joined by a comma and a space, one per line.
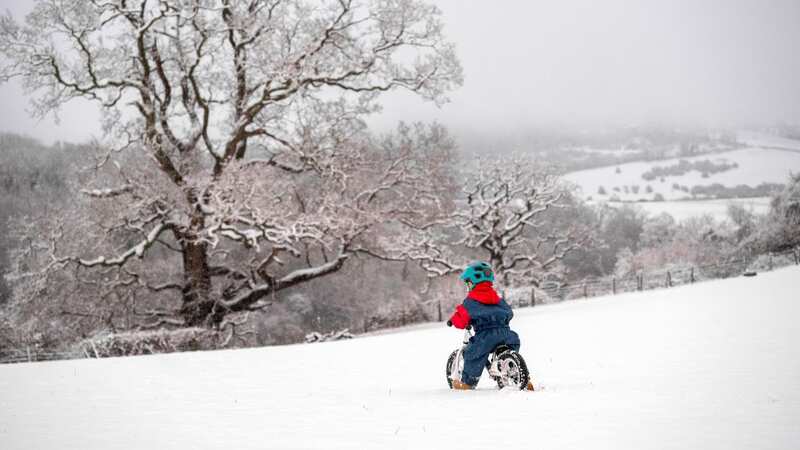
564, 147, 800, 203
738, 131, 800, 152
2, 266, 798, 450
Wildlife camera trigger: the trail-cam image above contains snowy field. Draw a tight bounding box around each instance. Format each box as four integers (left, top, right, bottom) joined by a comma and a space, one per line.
2, 267, 799, 450
738, 131, 800, 152
601, 197, 772, 222
564, 147, 800, 203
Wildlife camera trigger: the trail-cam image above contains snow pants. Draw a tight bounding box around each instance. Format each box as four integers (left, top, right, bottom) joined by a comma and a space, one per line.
461, 327, 521, 386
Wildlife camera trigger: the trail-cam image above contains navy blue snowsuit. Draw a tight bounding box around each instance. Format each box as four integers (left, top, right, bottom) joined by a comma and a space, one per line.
450, 285, 521, 386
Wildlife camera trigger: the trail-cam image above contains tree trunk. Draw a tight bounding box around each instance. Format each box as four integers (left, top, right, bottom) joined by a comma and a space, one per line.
490, 254, 506, 285
177, 214, 218, 327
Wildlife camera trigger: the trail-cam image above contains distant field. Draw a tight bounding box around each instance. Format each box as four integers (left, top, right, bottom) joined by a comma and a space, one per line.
564, 147, 800, 202
598, 197, 771, 222
563, 132, 800, 221
737, 131, 800, 152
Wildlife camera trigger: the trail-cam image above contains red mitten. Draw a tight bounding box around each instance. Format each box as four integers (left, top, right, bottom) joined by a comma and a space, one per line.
449, 305, 471, 329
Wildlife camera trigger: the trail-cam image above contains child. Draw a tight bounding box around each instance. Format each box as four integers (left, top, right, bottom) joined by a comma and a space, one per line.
447, 261, 533, 390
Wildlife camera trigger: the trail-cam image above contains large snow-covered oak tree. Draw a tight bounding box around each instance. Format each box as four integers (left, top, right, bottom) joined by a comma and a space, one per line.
0, 0, 461, 328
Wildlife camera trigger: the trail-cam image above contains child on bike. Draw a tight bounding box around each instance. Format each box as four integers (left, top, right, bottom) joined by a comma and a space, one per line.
447, 261, 533, 390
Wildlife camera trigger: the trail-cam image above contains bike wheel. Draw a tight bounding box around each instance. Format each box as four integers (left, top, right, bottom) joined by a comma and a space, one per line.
494, 350, 530, 390
445, 350, 459, 389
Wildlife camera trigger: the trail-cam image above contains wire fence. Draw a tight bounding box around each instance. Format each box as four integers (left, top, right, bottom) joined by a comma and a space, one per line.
3, 247, 799, 364
502, 247, 800, 309
426, 246, 800, 320
0, 348, 85, 365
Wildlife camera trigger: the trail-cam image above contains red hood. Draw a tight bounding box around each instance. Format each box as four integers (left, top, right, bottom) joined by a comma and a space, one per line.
467, 282, 501, 305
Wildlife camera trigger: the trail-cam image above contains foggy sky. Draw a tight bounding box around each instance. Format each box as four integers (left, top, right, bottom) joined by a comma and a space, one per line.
1, 0, 799, 144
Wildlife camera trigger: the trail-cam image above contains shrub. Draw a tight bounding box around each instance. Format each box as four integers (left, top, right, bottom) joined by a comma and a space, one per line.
77, 328, 223, 358
745, 253, 795, 273
305, 329, 354, 343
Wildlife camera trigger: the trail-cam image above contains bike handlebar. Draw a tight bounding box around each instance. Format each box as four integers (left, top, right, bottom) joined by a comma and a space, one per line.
446, 320, 471, 331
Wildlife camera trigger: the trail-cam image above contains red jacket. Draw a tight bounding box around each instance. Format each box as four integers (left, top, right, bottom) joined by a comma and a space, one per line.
449, 282, 501, 329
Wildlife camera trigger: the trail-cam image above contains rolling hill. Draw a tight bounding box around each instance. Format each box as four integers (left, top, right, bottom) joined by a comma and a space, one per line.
1, 267, 799, 450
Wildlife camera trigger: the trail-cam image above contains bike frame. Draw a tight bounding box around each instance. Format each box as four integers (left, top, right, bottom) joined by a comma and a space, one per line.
449, 326, 511, 384
448, 327, 472, 383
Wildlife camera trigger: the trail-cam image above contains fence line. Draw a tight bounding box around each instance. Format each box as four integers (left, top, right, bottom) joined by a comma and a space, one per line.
0, 349, 84, 364
501, 247, 799, 308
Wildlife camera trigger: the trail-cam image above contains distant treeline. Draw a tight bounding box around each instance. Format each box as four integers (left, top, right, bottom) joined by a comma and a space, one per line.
457, 126, 738, 173
642, 159, 738, 181
689, 183, 784, 199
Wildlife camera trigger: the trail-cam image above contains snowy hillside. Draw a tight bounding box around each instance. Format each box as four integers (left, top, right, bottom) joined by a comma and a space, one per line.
2, 267, 799, 450
564, 147, 800, 203
738, 131, 800, 152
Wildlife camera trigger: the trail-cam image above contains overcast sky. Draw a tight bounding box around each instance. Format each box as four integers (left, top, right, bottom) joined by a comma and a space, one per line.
2, 0, 799, 144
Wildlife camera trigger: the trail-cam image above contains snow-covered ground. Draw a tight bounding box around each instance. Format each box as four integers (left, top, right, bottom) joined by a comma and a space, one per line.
602, 197, 772, 222
738, 131, 800, 152
564, 147, 800, 203
2, 267, 799, 450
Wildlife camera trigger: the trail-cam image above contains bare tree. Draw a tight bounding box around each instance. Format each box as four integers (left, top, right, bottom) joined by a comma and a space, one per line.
0, 0, 461, 328
378, 156, 593, 287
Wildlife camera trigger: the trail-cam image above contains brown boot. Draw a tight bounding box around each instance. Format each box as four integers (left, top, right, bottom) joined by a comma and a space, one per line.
452, 380, 475, 390
525, 380, 535, 391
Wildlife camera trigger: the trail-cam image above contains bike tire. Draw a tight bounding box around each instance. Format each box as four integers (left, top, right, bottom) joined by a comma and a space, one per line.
493, 350, 530, 390
445, 350, 459, 389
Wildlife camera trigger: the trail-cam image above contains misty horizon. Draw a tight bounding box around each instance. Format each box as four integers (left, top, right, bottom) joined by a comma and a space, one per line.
2, 0, 799, 145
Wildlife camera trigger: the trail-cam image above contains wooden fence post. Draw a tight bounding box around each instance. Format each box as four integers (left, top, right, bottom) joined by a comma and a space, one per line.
666, 271, 672, 288
769, 253, 774, 271
612, 278, 616, 295
690, 267, 695, 283
530, 288, 536, 307
583, 283, 588, 298
437, 300, 442, 322
795, 247, 799, 265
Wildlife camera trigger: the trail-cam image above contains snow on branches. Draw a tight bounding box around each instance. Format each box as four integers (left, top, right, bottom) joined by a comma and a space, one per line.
403, 156, 593, 287
0, 0, 462, 328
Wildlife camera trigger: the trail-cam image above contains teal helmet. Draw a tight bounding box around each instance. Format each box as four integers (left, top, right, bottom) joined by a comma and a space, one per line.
459, 261, 495, 286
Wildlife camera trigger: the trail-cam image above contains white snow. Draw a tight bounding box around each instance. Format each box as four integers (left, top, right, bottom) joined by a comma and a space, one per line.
738, 131, 800, 152
565, 148, 800, 203
2, 267, 800, 449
